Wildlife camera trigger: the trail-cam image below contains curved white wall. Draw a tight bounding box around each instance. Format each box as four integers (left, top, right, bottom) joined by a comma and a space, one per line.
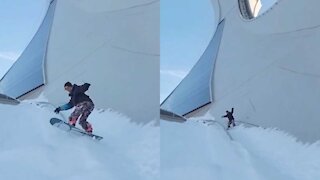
0, 0, 56, 99
43, 0, 159, 124
161, 21, 225, 116
190, 0, 320, 142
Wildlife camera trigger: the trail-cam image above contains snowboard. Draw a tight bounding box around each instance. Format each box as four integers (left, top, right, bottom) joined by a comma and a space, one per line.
50, 118, 103, 140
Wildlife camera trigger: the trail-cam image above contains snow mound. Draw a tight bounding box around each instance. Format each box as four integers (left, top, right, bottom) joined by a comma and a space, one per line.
0, 102, 159, 180
161, 119, 320, 180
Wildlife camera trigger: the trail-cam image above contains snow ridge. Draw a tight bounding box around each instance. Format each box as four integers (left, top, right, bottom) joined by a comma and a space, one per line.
0, 101, 159, 180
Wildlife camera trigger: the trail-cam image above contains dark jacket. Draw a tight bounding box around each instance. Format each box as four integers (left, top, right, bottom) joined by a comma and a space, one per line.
60, 83, 93, 110
222, 108, 234, 121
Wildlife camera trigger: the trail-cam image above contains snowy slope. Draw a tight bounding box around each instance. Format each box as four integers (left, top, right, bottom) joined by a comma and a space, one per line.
161, 117, 320, 180
2, 99, 320, 180
0, 100, 159, 180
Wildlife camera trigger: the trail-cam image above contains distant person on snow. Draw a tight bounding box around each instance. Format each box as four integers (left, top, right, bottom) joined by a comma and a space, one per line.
54, 82, 94, 133
222, 108, 236, 129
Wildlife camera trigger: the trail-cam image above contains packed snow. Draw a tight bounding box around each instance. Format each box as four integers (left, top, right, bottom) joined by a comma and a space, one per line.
161, 117, 320, 180
0, 99, 159, 180
2, 98, 320, 180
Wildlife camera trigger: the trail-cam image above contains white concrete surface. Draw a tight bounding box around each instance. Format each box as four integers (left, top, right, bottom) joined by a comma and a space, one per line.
43, 0, 159, 123
190, 0, 320, 142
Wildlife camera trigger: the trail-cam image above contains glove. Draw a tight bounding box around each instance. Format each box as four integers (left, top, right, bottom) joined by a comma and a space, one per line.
54, 107, 61, 114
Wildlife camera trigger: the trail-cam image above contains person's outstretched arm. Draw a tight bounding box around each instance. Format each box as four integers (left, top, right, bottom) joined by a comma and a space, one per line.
54, 102, 74, 114
231, 108, 234, 114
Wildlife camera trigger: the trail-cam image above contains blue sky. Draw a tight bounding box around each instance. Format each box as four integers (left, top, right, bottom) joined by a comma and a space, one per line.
0, 0, 49, 77
161, 0, 216, 102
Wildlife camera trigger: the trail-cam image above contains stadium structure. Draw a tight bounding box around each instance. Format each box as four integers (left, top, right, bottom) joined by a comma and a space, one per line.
161, 0, 320, 142
0, 0, 159, 124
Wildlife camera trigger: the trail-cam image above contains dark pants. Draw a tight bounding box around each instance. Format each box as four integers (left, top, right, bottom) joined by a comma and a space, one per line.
228, 119, 236, 128
70, 101, 94, 130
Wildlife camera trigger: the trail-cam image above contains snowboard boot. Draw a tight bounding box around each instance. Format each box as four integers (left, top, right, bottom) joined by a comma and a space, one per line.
69, 117, 77, 126
85, 122, 93, 134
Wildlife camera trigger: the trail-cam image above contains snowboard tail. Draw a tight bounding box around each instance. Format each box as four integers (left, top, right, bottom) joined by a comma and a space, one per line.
50, 118, 103, 140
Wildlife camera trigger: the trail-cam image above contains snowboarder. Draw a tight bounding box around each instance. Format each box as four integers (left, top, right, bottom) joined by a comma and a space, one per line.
222, 108, 236, 129
54, 82, 94, 133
